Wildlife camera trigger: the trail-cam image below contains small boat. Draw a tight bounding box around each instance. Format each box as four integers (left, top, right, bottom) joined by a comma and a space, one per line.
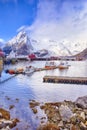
45, 61, 56, 69
5, 68, 24, 75
24, 66, 35, 75
58, 61, 70, 69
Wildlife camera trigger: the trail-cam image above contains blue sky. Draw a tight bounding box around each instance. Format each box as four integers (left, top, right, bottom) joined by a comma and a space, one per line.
0, 0, 87, 42
0, 0, 38, 41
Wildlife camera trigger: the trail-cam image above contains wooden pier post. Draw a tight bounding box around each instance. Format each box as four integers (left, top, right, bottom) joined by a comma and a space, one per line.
0, 57, 3, 77
43, 76, 87, 85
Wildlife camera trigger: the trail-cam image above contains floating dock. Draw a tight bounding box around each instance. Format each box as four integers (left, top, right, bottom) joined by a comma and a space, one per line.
43, 76, 87, 85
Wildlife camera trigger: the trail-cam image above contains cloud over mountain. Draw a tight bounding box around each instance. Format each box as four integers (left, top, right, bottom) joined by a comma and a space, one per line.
20, 0, 87, 42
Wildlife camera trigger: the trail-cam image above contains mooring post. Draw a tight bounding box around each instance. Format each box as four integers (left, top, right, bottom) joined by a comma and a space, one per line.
0, 57, 4, 78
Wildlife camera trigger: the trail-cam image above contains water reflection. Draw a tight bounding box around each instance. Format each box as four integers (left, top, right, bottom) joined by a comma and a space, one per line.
2, 60, 87, 101
0, 60, 87, 129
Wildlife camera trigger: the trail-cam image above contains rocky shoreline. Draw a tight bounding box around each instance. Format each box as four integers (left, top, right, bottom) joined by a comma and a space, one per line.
0, 95, 87, 130
0, 108, 19, 130
29, 95, 87, 130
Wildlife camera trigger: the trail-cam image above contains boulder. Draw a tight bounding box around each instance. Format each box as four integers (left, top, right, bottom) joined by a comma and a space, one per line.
75, 96, 87, 109
59, 105, 73, 121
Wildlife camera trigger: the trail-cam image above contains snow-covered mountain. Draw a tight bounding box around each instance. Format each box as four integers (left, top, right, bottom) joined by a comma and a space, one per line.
48, 40, 87, 56
31, 39, 87, 56
3, 30, 87, 56
3, 31, 33, 55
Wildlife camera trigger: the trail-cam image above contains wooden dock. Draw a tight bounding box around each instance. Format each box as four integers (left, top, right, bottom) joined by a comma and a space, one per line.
43, 76, 87, 85
35, 66, 59, 72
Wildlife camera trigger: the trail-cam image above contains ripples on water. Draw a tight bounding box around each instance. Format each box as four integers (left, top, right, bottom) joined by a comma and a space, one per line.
0, 60, 87, 129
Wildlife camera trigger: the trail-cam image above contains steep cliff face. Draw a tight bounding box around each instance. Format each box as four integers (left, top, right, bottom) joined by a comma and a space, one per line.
75, 48, 87, 59
3, 31, 33, 55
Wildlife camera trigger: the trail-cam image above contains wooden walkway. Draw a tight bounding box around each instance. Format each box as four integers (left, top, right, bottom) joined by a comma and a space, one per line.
43, 76, 87, 85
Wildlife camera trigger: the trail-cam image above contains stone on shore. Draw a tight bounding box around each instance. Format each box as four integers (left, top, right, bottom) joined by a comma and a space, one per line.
29, 96, 87, 130
75, 95, 87, 109
0, 108, 19, 129
59, 105, 73, 121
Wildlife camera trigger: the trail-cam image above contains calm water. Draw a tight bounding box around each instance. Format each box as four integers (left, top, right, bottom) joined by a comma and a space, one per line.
0, 60, 87, 129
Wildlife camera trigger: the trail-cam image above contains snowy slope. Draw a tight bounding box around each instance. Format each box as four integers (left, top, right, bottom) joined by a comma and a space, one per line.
4, 31, 33, 55
3, 30, 87, 56
32, 39, 87, 56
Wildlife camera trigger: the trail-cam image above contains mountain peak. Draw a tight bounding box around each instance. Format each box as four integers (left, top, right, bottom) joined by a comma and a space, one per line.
17, 31, 27, 39
3, 30, 87, 57
3, 31, 33, 55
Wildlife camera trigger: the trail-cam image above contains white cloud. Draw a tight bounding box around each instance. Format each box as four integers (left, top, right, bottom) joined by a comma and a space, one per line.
26, 0, 87, 42
0, 38, 5, 43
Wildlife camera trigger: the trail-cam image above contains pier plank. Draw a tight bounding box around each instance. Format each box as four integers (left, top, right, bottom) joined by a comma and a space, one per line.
43, 76, 87, 85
